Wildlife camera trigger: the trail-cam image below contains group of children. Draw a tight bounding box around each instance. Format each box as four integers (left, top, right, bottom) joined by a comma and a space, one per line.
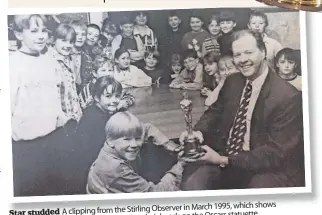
9, 9, 302, 196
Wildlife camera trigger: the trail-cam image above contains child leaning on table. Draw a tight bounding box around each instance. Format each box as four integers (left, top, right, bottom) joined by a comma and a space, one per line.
169, 49, 203, 90
113, 48, 152, 88
169, 53, 184, 81
87, 111, 187, 194
141, 50, 171, 84
201, 51, 220, 93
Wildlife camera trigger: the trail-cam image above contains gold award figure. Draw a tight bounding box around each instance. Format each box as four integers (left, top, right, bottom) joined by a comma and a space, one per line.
180, 91, 202, 157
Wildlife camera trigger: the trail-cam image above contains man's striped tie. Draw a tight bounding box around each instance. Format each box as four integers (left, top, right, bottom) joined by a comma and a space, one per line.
226, 81, 252, 155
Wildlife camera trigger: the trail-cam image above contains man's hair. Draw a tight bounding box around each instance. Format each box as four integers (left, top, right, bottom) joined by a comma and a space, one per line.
249, 10, 269, 28
94, 76, 123, 99
231, 29, 267, 57
87, 23, 101, 33
219, 10, 236, 22
13, 14, 47, 32
53, 23, 76, 43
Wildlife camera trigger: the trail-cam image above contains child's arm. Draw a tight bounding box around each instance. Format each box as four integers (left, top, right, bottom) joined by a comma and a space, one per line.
105, 161, 185, 193
179, 65, 204, 90
128, 66, 152, 87
117, 91, 136, 111
204, 78, 226, 107
180, 82, 203, 90
142, 123, 182, 152
9, 62, 19, 114
169, 74, 185, 88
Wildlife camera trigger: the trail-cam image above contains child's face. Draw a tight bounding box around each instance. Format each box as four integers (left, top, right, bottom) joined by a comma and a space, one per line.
218, 58, 237, 76
110, 136, 143, 161
208, 20, 221, 36
171, 63, 182, 74
86, 27, 99, 46
55, 38, 74, 56
98, 85, 121, 113
116, 52, 131, 69
184, 57, 199, 71
276, 56, 296, 76
248, 16, 266, 34
204, 62, 218, 76
16, 16, 49, 54
168, 16, 181, 30
220, 20, 236, 34
190, 17, 203, 32
144, 55, 158, 68
121, 24, 134, 36
135, 13, 147, 26
74, 27, 86, 48
95, 62, 114, 78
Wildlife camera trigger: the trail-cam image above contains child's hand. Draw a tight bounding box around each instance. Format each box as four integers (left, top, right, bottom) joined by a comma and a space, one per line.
177, 151, 204, 165
117, 99, 129, 110
79, 84, 94, 109
169, 82, 181, 89
201, 87, 211, 96
164, 140, 184, 153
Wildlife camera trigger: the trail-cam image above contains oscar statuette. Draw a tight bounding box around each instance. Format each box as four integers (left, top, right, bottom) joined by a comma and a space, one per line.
180, 91, 202, 157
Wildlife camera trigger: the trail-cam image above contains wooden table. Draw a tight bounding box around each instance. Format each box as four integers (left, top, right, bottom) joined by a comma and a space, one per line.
127, 85, 206, 139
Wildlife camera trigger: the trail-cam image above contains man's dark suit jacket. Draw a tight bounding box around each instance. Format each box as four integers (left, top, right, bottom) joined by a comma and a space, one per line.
194, 69, 305, 187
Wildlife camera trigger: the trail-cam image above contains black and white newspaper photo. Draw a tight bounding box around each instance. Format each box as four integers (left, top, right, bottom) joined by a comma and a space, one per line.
5, 1, 311, 203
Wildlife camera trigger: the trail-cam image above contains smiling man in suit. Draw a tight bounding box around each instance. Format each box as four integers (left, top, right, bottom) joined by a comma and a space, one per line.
181, 29, 305, 190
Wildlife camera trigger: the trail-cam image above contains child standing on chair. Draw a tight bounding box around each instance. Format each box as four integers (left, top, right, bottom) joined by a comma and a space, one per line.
142, 50, 171, 84
113, 48, 152, 88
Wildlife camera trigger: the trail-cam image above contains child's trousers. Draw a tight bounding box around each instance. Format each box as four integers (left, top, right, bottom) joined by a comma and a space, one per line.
12, 121, 78, 197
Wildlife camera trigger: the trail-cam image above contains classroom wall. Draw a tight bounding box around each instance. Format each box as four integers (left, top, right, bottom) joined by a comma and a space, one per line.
266, 12, 301, 49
